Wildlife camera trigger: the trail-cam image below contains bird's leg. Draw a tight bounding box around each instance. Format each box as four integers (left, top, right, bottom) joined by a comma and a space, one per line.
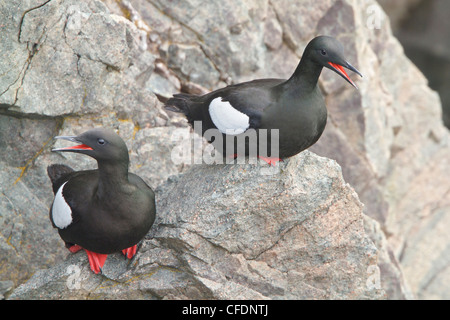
84, 250, 108, 274
122, 245, 137, 259
68, 244, 83, 253
258, 155, 282, 167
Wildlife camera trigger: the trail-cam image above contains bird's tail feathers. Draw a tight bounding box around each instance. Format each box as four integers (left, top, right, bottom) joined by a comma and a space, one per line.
165, 93, 194, 115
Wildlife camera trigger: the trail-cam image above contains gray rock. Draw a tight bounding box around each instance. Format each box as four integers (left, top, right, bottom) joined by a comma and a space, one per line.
0, 281, 14, 300
0, 0, 188, 290
379, 0, 450, 129
130, 0, 450, 299
310, 1, 450, 300
1, 0, 449, 300
9, 152, 386, 300
125, 0, 450, 300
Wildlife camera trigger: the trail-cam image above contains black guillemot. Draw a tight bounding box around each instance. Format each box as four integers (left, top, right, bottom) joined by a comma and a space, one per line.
165, 36, 362, 165
47, 128, 156, 274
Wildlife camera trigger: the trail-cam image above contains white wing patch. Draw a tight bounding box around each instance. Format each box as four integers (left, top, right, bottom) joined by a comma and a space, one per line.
209, 97, 250, 135
52, 181, 73, 229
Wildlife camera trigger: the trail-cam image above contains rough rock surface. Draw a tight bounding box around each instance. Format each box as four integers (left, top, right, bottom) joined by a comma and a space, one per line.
9, 152, 386, 300
0, 0, 449, 300
379, 0, 450, 129
0, 0, 184, 288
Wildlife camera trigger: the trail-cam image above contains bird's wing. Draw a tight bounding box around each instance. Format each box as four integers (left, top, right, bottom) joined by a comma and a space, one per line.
206, 78, 284, 134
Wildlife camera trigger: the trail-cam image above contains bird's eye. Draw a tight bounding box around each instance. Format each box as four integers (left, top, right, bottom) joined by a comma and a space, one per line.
320, 49, 327, 56
97, 138, 105, 145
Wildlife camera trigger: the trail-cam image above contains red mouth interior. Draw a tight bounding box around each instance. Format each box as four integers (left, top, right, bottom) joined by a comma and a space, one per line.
61, 144, 93, 151
328, 62, 355, 86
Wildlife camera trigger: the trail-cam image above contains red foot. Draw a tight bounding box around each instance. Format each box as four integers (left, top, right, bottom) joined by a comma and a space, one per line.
68, 244, 83, 253
258, 156, 282, 166
84, 250, 108, 274
122, 245, 137, 259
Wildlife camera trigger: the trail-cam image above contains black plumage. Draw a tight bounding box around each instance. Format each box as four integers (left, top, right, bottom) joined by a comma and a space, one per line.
165, 36, 362, 163
47, 128, 156, 273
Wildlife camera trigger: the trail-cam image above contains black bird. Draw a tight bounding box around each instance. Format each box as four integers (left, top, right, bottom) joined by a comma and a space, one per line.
165, 36, 362, 165
47, 128, 156, 274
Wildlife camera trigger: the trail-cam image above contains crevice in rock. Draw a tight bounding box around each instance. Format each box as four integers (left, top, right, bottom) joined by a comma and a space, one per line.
61, 15, 122, 73
249, 221, 303, 261
18, 0, 54, 43
145, 0, 226, 84
9, 1, 55, 108
0, 60, 29, 100
146, 0, 204, 43
0, 108, 63, 121
267, 0, 302, 59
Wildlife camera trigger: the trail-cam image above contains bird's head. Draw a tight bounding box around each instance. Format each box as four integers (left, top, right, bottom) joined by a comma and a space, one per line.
306, 36, 363, 89
52, 128, 129, 164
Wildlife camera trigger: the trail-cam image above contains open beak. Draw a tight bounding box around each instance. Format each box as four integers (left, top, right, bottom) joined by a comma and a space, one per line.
328, 61, 363, 89
52, 135, 93, 152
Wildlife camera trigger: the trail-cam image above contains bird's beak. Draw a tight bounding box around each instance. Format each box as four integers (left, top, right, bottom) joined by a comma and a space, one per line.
328, 61, 363, 89
52, 135, 93, 152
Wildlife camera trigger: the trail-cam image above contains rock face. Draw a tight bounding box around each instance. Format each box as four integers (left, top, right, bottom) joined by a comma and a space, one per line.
0, 0, 182, 288
1, 0, 449, 300
9, 152, 385, 300
378, 0, 450, 129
